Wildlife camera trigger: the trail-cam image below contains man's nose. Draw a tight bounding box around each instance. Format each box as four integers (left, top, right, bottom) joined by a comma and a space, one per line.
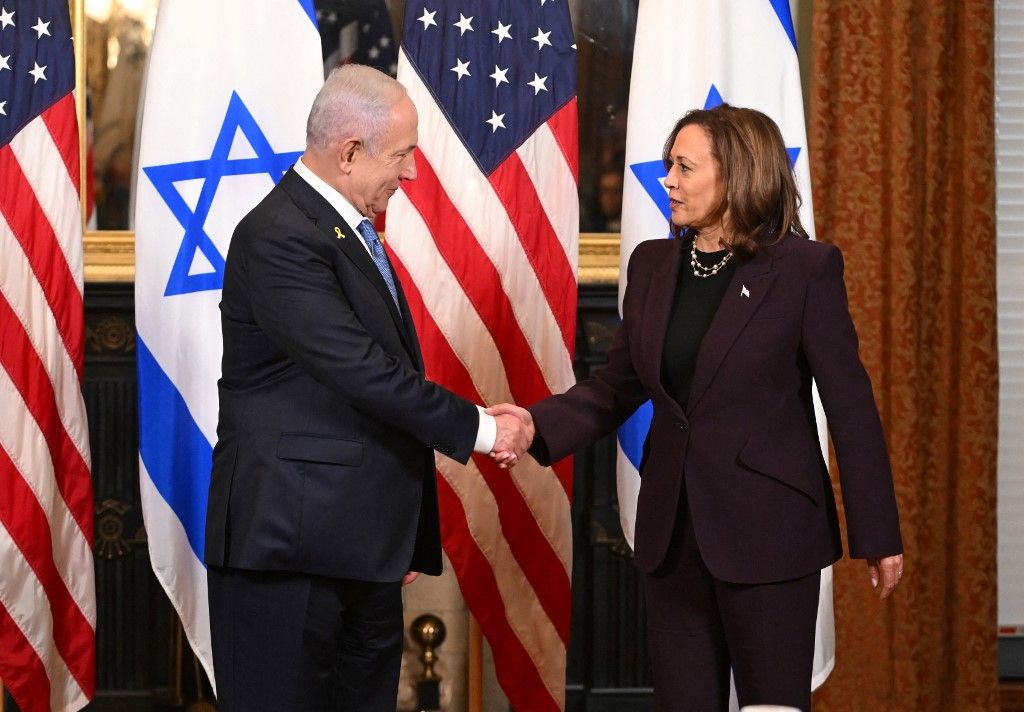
401, 153, 417, 181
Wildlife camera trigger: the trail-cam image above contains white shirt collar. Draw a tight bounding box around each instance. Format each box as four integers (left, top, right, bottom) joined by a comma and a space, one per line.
292, 157, 371, 254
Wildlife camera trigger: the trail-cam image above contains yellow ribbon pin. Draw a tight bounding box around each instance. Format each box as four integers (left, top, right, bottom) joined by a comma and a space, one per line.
335, 226, 344, 239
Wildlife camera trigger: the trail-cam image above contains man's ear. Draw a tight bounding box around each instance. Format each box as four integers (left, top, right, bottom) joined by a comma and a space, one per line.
336, 138, 361, 174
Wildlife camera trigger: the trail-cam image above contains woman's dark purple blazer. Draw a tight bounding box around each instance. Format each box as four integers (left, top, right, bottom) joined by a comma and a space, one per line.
529, 234, 903, 583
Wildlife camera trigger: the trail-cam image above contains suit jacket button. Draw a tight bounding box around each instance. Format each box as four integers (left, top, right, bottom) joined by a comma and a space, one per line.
678, 421, 688, 431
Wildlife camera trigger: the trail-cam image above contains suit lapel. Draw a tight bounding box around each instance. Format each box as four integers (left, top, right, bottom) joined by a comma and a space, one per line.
685, 248, 778, 413
393, 277, 425, 372
278, 169, 418, 360
640, 240, 687, 419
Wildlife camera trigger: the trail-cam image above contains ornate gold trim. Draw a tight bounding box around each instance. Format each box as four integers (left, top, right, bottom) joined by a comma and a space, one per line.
578, 233, 621, 285
84, 231, 136, 282
83, 229, 623, 284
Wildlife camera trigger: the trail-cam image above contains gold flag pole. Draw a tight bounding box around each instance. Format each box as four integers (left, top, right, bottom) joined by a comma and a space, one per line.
468, 615, 483, 712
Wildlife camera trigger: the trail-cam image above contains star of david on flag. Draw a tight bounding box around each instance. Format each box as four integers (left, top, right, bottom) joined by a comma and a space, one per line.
144, 92, 303, 296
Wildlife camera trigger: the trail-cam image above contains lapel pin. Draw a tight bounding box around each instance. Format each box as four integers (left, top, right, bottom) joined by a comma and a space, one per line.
334, 226, 345, 239
740, 285, 750, 298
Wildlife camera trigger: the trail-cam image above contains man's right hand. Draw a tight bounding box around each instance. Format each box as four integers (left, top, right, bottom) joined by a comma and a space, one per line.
487, 404, 534, 468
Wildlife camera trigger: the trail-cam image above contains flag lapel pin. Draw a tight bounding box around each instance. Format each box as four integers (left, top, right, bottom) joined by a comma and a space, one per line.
335, 226, 345, 239
740, 285, 750, 298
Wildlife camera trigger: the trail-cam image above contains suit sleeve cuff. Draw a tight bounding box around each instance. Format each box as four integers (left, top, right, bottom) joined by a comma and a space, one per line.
473, 406, 496, 453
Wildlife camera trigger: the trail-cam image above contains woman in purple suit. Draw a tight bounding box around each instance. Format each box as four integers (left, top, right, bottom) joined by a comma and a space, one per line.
491, 104, 904, 711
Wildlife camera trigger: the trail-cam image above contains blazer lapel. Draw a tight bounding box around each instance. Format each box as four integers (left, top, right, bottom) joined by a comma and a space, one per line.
279, 170, 418, 359
685, 248, 778, 413
639, 240, 687, 420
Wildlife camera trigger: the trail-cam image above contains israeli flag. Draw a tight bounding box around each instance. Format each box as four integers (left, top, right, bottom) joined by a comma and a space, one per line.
617, 0, 835, 693
133, 0, 323, 688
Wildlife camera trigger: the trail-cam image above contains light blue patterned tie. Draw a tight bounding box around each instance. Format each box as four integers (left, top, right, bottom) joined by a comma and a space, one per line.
356, 219, 401, 310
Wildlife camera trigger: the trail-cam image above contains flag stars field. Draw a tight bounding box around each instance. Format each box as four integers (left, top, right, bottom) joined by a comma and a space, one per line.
0, 6, 13, 28
29, 61, 46, 83
454, 13, 473, 35
451, 57, 471, 80
32, 16, 49, 37
490, 65, 509, 87
418, 8, 437, 30
486, 109, 505, 132
492, 20, 512, 43
403, 1, 574, 174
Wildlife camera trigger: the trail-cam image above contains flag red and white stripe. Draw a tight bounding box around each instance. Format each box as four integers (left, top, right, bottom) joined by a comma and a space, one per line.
0, 76, 96, 712
388, 44, 578, 712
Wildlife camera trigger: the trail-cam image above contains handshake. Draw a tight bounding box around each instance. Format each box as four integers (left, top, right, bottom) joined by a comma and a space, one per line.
486, 403, 535, 468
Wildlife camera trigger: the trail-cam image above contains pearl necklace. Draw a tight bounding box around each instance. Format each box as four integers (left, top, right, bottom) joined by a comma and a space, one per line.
690, 240, 733, 278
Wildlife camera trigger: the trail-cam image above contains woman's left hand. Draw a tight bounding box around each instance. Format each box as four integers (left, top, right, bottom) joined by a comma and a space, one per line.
867, 554, 903, 599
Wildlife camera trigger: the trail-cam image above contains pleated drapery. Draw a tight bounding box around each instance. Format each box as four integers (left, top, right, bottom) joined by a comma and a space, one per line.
808, 1, 998, 709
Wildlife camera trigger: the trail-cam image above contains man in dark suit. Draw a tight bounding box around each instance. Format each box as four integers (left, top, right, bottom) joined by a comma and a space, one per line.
204, 64, 532, 711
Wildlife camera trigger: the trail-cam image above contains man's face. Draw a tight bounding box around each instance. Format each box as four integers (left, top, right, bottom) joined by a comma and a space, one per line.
349, 95, 418, 220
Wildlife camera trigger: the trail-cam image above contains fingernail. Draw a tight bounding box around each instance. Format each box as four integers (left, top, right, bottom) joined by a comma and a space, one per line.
871, 576, 878, 588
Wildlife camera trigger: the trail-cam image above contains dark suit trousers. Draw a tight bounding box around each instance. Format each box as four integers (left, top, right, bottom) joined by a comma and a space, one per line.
208, 566, 403, 712
644, 493, 820, 712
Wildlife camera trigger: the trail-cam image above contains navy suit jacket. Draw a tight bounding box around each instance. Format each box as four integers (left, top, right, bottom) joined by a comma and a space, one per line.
529, 234, 903, 583
204, 168, 478, 582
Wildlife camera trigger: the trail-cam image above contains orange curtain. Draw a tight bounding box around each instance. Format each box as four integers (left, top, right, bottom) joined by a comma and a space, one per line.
808, 1, 997, 710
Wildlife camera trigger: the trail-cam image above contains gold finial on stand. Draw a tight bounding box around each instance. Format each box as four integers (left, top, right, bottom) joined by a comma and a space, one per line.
411, 613, 447, 709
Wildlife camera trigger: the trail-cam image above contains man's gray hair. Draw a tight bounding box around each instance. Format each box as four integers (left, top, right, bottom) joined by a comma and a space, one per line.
306, 64, 408, 155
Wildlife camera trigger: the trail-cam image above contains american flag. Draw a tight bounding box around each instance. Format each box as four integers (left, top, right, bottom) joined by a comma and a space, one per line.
0, 1, 97, 711
317, 0, 398, 77
387, 2, 578, 710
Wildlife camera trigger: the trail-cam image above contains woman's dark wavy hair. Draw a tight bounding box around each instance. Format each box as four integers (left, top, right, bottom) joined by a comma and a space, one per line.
662, 103, 809, 256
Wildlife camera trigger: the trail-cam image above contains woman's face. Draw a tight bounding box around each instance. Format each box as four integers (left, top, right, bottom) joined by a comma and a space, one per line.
664, 124, 727, 230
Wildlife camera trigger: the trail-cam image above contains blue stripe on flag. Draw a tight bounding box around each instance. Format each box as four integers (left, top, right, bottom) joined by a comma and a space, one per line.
297, 0, 317, 29
137, 336, 212, 563
617, 400, 653, 469
768, 0, 798, 52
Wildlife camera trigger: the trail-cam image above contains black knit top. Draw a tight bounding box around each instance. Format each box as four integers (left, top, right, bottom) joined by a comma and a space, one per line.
660, 243, 737, 410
